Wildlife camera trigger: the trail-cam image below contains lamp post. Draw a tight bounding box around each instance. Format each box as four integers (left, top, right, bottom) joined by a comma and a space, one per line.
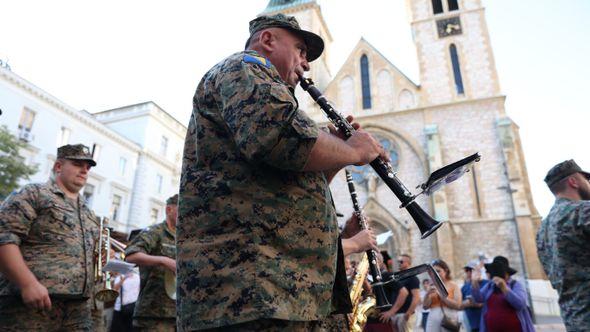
498, 172, 536, 323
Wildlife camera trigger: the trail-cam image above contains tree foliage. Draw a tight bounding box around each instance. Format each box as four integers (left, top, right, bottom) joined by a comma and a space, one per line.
0, 126, 38, 200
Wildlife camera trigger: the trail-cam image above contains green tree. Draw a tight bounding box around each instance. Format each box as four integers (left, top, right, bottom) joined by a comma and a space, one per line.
0, 125, 38, 200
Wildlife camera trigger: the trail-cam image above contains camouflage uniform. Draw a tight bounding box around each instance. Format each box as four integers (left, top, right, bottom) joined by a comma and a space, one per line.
537, 198, 590, 331
125, 221, 176, 331
0, 180, 99, 331
177, 47, 341, 330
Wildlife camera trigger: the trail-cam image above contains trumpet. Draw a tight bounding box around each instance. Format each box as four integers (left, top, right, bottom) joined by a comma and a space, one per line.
94, 217, 125, 302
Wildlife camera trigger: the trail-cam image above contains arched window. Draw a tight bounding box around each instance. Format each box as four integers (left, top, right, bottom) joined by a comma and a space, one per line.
360, 54, 372, 109
448, 0, 459, 11
449, 44, 464, 95
432, 0, 443, 14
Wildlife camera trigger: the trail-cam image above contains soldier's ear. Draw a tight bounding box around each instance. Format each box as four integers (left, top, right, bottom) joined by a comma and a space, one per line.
258, 29, 276, 53
567, 175, 580, 189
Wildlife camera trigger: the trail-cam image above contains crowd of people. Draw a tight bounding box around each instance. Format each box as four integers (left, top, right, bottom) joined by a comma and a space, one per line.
0, 11, 588, 332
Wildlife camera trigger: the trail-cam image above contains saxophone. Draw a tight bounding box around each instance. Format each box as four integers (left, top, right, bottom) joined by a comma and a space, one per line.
348, 255, 377, 332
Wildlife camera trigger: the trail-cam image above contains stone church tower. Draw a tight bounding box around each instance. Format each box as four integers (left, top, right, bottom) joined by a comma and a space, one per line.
262, 0, 544, 280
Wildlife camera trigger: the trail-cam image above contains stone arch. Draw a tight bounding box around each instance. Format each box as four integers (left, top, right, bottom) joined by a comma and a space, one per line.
360, 123, 429, 176
338, 75, 355, 113
364, 197, 411, 259
398, 89, 415, 110
376, 69, 394, 112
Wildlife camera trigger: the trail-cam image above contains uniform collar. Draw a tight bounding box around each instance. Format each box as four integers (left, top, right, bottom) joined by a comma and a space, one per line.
47, 179, 88, 208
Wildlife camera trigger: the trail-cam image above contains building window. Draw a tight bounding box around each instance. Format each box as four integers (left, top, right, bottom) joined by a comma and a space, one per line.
92, 144, 102, 162
150, 208, 159, 225
360, 54, 372, 109
448, 0, 459, 11
56, 127, 71, 147
119, 157, 127, 176
156, 174, 163, 193
83, 184, 95, 207
449, 44, 465, 95
160, 136, 168, 156
111, 194, 122, 221
18, 108, 35, 141
432, 0, 443, 14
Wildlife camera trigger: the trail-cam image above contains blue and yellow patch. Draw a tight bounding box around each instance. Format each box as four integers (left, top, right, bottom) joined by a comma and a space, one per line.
243, 54, 272, 69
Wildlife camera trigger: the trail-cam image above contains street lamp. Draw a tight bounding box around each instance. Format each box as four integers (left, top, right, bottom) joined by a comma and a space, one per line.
497, 180, 536, 323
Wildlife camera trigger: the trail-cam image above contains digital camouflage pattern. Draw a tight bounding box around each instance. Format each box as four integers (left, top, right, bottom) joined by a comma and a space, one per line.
132, 317, 176, 331
0, 180, 99, 298
125, 221, 176, 320
177, 50, 340, 330
537, 197, 590, 331
0, 297, 93, 331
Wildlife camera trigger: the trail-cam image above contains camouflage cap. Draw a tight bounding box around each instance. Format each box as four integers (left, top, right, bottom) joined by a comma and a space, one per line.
166, 194, 178, 206
247, 13, 324, 62
57, 144, 97, 167
544, 159, 590, 187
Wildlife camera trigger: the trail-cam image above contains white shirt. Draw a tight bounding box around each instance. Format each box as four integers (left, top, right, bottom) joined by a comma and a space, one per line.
114, 272, 140, 311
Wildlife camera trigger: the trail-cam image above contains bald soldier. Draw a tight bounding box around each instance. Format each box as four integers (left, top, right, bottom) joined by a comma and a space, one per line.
177, 14, 386, 331
0, 144, 100, 331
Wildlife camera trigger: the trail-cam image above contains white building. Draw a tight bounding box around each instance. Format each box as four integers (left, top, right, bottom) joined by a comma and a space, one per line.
0, 64, 185, 233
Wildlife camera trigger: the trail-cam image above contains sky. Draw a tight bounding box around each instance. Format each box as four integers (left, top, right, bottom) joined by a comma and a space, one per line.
1, 0, 589, 216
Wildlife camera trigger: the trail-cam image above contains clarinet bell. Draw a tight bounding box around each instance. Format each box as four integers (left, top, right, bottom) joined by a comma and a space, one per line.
405, 202, 444, 239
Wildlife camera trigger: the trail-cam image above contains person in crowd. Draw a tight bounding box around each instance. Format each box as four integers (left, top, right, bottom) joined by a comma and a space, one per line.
418, 279, 431, 331
0, 144, 100, 331
460, 261, 486, 332
537, 159, 590, 330
379, 254, 420, 331
471, 256, 535, 332
423, 259, 462, 332
125, 194, 177, 331
110, 270, 140, 332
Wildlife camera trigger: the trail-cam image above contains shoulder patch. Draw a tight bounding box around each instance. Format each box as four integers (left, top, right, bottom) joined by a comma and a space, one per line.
243, 54, 272, 69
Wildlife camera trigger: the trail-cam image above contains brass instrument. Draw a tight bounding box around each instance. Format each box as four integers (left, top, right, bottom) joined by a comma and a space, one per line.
94, 217, 124, 302
348, 255, 377, 332
345, 169, 391, 331
164, 270, 176, 300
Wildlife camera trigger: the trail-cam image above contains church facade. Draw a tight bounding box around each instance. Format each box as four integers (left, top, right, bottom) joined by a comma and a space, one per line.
262, 0, 545, 284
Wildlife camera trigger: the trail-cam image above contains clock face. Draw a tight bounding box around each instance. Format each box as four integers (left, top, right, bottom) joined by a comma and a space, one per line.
436, 16, 462, 38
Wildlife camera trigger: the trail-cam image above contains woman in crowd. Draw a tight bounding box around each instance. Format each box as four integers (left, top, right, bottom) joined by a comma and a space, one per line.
423, 259, 462, 332
471, 256, 535, 332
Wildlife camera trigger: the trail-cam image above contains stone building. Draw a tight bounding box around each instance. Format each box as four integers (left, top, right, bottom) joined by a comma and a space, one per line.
262, 0, 545, 288
0, 63, 184, 233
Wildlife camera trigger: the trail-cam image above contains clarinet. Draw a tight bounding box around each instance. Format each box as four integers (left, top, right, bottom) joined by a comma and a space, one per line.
345, 169, 391, 310
299, 77, 443, 239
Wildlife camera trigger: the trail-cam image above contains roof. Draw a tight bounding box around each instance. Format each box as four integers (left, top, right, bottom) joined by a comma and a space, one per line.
261, 0, 316, 14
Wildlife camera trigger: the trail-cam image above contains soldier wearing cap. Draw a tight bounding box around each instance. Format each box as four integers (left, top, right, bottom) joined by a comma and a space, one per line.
177, 13, 387, 331
125, 194, 178, 331
537, 159, 590, 331
0, 144, 100, 331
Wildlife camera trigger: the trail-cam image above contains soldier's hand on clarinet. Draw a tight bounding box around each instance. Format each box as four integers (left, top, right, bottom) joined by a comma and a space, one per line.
346, 129, 389, 165
348, 229, 378, 254
21, 279, 51, 310
328, 115, 360, 140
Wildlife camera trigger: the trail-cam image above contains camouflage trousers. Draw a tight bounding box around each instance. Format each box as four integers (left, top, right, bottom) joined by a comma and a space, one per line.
317, 314, 350, 332
133, 317, 177, 331
196, 318, 326, 332
0, 296, 92, 331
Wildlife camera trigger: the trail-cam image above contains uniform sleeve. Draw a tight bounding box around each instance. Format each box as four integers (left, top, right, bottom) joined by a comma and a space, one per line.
577, 201, 590, 237
0, 186, 38, 246
216, 62, 319, 171
125, 227, 157, 257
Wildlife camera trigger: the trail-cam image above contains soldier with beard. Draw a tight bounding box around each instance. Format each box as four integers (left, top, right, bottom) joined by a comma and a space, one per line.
537, 159, 590, 331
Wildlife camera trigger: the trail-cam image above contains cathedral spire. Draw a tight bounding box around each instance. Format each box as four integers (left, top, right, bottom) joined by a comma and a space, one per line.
261, 0, 316, 15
